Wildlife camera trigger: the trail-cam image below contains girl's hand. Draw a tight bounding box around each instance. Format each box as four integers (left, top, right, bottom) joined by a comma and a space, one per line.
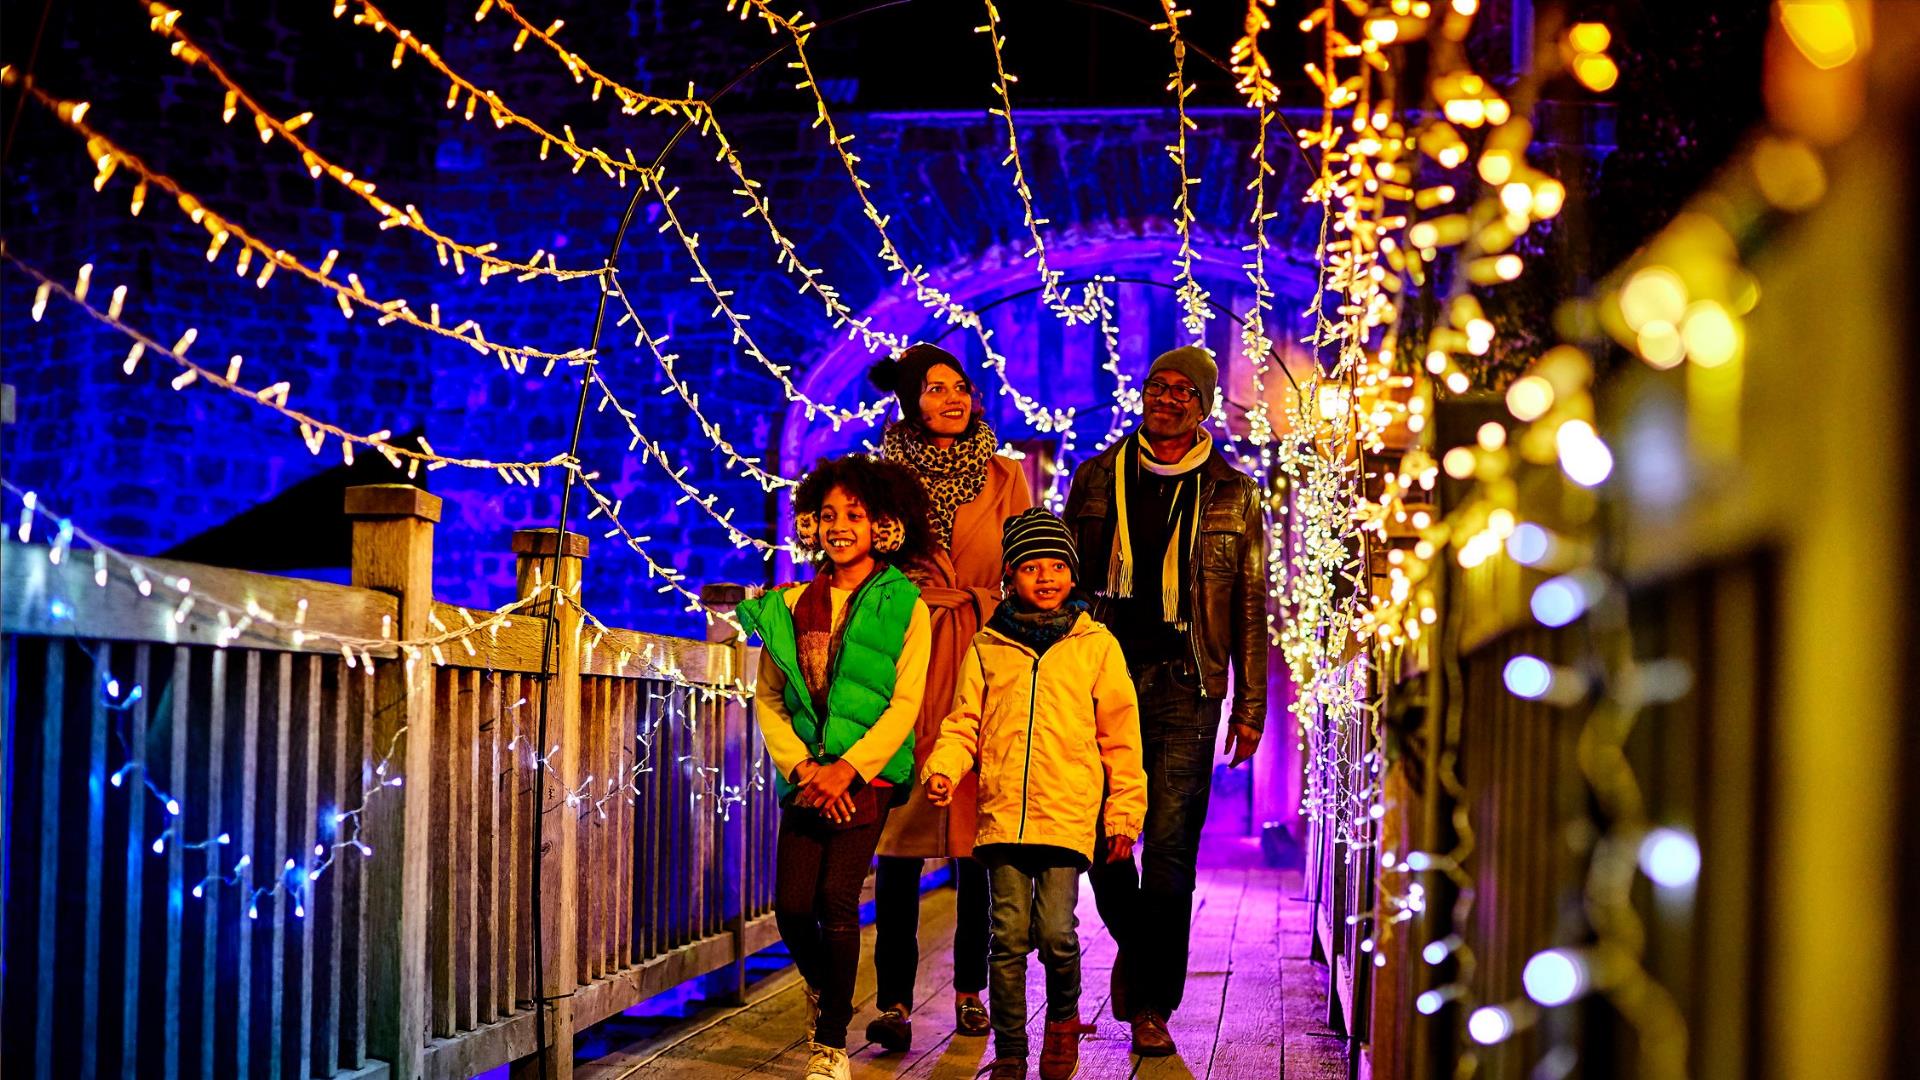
926, 775, 954, 807
800, 759, 858, 808
822, 792, 859, 824
1106, 834, 1135, 864
792, 760, 822, 789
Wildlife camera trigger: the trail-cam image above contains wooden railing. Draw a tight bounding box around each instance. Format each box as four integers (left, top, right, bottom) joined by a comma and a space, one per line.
0, 484, 778, 1080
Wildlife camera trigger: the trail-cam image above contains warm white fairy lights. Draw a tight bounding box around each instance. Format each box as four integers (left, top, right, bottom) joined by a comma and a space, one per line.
1, 67, 592, 373
1154, 1, 1212, 343
143, 3, 603, 282
6, 250, 573, 477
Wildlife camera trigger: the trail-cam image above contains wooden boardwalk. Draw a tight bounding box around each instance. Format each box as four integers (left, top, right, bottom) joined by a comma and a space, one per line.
576, 838, 1348, 1079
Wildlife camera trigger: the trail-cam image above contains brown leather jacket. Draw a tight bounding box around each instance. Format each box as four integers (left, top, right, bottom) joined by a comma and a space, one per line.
1063, 439, 1269, 731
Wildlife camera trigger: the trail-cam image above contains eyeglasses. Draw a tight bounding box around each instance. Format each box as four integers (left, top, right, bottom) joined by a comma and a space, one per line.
1142, 379, 1201, 404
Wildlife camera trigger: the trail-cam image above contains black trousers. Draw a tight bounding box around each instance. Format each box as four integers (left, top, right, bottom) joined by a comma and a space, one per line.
774, 803, 893, 1048
1088, 661, 1219, 1017
873, 854, 991, 1010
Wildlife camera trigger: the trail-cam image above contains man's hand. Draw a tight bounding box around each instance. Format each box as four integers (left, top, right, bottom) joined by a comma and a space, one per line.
1106, 834, 1136, 864
1223, 722, 1262, 767
926, 774, 955, 807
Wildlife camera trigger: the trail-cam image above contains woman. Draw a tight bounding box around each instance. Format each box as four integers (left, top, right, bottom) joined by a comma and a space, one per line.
864, 342, 1033, 1052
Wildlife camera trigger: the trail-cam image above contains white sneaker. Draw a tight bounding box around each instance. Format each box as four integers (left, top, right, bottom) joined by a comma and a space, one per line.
803, 984, 822, 1041
804, 1042, 852, 1080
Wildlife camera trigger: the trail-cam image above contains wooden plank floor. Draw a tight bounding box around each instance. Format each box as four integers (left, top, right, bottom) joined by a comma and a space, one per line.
576, 838, 1347, 1079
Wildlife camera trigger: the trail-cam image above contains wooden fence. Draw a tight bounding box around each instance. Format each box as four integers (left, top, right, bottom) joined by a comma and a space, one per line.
1, 484, 779, 1080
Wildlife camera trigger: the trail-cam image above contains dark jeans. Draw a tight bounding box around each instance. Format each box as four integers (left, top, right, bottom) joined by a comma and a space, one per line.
979, 845, 1084, 1059
774, 803, 893, 1049
874, 854, 991, 1010
1088, 660, 1219, 1017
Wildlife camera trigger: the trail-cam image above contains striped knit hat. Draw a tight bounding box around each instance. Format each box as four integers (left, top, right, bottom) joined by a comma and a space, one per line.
1001, 508, 1080, 581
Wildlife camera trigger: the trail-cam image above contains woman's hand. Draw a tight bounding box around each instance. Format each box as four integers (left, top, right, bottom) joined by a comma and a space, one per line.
1106, 834, 1135, 864
925, 774, 954, 807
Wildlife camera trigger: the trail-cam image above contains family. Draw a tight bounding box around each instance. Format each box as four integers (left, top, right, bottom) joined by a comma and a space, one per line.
735, 341, 1268, 1080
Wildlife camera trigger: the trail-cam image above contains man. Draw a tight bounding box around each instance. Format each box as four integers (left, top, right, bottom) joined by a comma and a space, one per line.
1064, 345, 1267, 1057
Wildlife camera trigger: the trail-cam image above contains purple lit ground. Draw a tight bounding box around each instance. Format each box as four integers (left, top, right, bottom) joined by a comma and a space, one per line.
508, 838, 1344, 1079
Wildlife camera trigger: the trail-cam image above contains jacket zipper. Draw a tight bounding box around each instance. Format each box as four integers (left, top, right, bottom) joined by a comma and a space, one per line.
813, 570, 880, 758
1017, 650, 1041, 841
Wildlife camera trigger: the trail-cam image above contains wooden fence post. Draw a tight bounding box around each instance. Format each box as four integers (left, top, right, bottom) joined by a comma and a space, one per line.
702, 583, 751, 1005
346, 483, 441, 1080
510, 529, 587, 1080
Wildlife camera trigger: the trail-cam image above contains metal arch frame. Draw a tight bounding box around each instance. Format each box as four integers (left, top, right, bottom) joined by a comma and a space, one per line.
530, 4, 1293, 1070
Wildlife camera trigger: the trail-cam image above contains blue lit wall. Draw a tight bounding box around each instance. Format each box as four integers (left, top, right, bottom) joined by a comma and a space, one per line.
0, 1, 1322, 634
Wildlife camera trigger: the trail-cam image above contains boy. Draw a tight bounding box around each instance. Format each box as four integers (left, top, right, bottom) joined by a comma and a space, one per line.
923, 508, 1148, 1080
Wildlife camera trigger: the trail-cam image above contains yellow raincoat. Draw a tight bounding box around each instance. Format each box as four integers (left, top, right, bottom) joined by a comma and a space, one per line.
921, 613, 1148, 864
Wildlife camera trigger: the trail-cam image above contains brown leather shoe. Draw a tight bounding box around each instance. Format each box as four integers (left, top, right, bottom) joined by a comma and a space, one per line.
1130, 1011, 1176, 1057
1039, 1017, 1083, 1080
981, 1057, 1029, 1080
955, 996, 992, 1037
864, 1006, 912, 1053
1109, 954, 1130, 1022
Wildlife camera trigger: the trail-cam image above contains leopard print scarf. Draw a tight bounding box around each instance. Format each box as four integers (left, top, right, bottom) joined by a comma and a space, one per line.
882, 417, 996, 551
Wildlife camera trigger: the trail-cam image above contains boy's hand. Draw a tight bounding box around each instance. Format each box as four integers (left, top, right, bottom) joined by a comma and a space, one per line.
1106, 834, 1135, 864
792, 759, 822, 787
925, 774, 954, 807
821, 792, 858, 824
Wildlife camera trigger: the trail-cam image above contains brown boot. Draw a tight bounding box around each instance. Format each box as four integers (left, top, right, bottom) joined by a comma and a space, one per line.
864, 1006, 912, 1053
1039, 1017, 1083, 1080
1130, 1011, 1176, 1057
982, 1057, 1029, 1080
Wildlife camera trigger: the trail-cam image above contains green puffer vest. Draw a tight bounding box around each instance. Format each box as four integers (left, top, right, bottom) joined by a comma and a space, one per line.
736, 565, 920, 798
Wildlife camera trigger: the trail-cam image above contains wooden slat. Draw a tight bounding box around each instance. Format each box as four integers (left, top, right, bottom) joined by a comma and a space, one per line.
233, 650, 263, 1079
476, 672, 500, 1026
81, 642, 108, 1077
456, 668, 478, 1033
339, 660, 376, 1070
163, 646, 189, 1080
578, 625, 733, 684
512, 674, 534, 1010
193, 649, 228, 1080
433, 602, 547, 673
503, 672, 527, 1012
1, 539, 396, 655
255, 653, 294, 1075
311, 658, 345, 1077
618, 679, 634, 970
430, 668, 456, 1038
285, 654, 322, 1080
34, 640, 63, 1079
119, 645, 150, 1076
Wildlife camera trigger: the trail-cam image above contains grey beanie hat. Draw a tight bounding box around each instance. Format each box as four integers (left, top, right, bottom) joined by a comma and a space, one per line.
1147, 345, 1218, 408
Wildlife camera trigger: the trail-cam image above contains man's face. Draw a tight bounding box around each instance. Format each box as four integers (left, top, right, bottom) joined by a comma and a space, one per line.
1142, 369, 1204, 442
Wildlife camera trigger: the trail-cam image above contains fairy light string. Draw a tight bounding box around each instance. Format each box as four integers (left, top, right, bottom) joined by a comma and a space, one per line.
6, 249, 573, 477
1154, 1, 1212, 344
0, 66, 592, 372
141, 2, 603, 282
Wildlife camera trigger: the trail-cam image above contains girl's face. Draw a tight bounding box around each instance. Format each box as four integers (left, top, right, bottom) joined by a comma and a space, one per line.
917, 363, 973, 439
818, 485, 875, 569
1010, 558, 1073, 611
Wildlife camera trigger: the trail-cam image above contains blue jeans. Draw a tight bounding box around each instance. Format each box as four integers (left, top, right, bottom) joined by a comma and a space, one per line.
1088, 660, 1219, 1017
980, 845, 1083, 1058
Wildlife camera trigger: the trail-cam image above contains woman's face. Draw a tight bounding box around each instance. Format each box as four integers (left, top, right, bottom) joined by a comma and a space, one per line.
917, 363, 973, 439
818, 485, 875, 569
1010, 558, 1073, 611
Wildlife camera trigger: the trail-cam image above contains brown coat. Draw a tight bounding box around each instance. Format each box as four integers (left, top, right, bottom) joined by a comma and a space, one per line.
876, 454, 1032, 858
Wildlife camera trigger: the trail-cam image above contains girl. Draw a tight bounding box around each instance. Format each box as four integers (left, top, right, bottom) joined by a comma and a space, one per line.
737, 456, 935, 1080
922, 508, 1148, 1080
866, 343, 1032, 1050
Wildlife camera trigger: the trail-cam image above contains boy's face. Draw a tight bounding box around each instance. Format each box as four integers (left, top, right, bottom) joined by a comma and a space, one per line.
1010, 558, 1073, 611
818, 486, 874, 568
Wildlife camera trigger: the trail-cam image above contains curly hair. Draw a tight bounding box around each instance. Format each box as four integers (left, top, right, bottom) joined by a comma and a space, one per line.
792, 454, 935, 568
